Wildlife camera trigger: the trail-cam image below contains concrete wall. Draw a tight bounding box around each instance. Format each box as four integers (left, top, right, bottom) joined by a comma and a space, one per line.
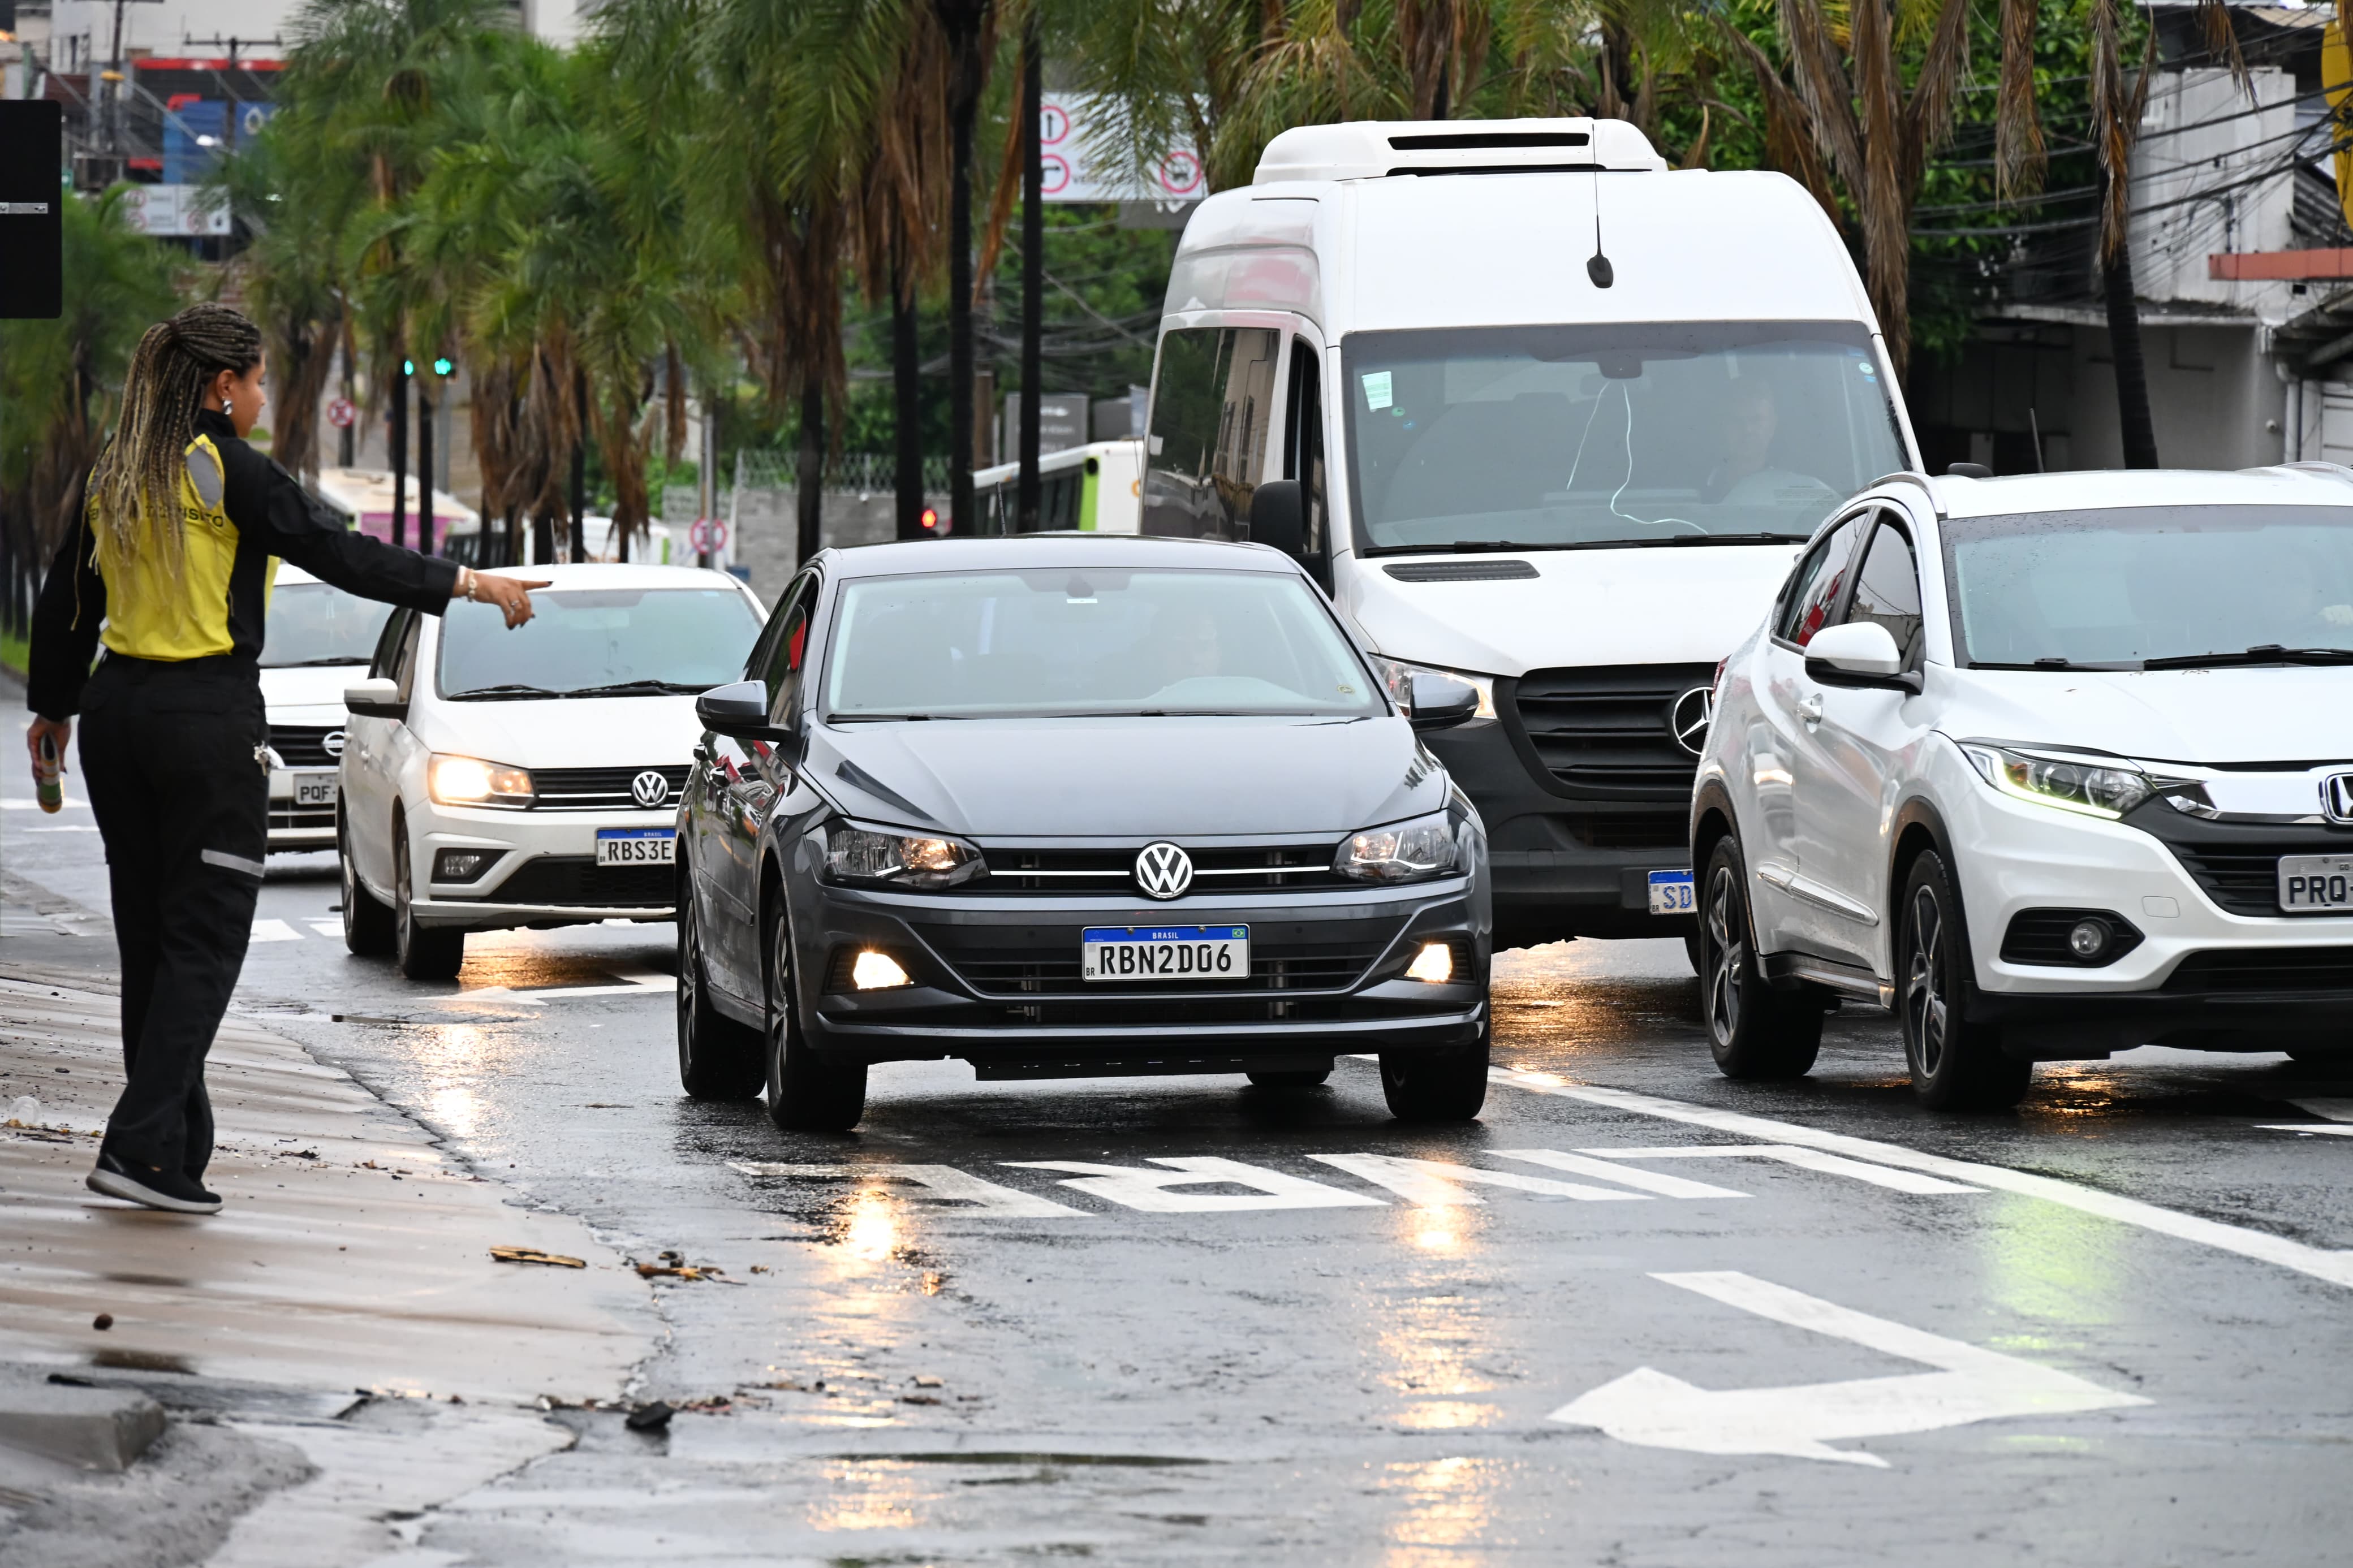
2068, 322, 2286, 472
708, 489, 951, 607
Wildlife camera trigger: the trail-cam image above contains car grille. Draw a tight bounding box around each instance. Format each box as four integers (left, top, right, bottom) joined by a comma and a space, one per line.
528, 766, 690, 812
1507, 663, 1716, 799
966, 843, 1353, 895
268, 724, 343, 768
908, 918, 1404, 996
2162, 947, 2353, 993
476, 856, 673, 908
268, 807, 336, 833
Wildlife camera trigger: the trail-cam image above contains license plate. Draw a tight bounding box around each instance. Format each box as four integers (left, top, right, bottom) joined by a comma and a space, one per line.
1081, 925, 1249, 982
2279, 854, 2353, 912
1648, 869, 1696, 915
597, 828, 676, 866
294, 774, 338, 807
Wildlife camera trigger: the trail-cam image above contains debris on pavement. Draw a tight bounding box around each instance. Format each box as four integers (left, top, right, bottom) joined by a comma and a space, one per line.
489, 1246, 585, 1269
92, 1313, 112, 1331
623, 1401, 673, 1431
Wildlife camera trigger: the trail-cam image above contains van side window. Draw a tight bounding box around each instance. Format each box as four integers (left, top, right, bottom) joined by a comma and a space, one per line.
1774, 512, 1868, 649
1845, 520, 1924, 668
1284, 339, 1326, 558
1143, 327, 1280, 538
760, 574, 819, 720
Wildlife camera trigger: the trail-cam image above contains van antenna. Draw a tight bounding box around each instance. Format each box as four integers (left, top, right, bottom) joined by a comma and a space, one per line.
1585, 161, 1614, 289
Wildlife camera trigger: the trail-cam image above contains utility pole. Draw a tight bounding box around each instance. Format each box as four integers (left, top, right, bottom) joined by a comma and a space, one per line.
570, 366, 588, 562
105, 0, 127, 158
417, 375, 435, 557
1016, 15, 1042, 532
389, 356, 409, 550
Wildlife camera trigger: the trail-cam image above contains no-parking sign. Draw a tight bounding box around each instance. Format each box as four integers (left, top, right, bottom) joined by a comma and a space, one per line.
1036, 96, 1203, 204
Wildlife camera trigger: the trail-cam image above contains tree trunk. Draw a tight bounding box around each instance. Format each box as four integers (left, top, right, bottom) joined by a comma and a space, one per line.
1018, 16, 1043, 533
893, 249, 925, 539
416, 383, 435, 557
2104, 238, 2159, 468
796, 374, 825, 567
389, 358, 410, 550
570, 366, 588, 563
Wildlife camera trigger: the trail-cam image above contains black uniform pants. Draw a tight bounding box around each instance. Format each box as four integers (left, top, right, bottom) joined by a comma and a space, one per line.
79, 654, 268, 1180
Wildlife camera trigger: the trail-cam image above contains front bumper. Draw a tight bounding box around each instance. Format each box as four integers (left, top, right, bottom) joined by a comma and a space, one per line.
793, 876, 1489, 1070
1420, 715, 1690, 943
1937, 752, 2353, 1053
408, 802, 678, 929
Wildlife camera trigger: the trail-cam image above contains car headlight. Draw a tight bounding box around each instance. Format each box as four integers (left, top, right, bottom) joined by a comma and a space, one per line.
1960, 744, 2154, 819
1365, 655, 1497, 719
1334, 811, 1460, 882
427, 753, 534, 807
825, 823, 986, 888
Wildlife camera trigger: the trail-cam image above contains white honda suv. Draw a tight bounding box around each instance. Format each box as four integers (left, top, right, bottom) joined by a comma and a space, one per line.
1692, 466, 2353, 1108
337, 563, 766, 979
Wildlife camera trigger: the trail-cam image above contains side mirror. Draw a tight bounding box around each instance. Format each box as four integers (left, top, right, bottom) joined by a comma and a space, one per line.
1406, 672, 1480, 732
1804, 621, 1920, 693
343, 677, 406, 721
696, 679, 790, 741
1249, 480, 1305, 559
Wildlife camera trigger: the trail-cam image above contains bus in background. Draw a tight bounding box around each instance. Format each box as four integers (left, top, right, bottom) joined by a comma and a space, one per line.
970, 438, 1144, 535
309, 468, 480, 556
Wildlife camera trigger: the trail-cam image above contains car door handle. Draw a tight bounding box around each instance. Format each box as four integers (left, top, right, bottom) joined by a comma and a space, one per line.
1798, 693, 1824, 724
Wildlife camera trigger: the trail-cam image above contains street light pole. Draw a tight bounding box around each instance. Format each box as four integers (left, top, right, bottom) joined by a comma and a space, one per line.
1016, 15, 1042, 533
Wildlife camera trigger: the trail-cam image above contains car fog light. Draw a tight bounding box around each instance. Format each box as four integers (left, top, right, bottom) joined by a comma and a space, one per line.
851, 951, 912, 990
432, 849, 497, 883
1406, 942, 1454, 984
2067, 918, 2109, 960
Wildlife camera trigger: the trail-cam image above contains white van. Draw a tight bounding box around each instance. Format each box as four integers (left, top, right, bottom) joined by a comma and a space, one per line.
1143, 117, 1921, 948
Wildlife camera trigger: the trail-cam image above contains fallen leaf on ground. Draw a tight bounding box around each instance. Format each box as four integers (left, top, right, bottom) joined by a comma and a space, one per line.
490, 1246, 585, 1268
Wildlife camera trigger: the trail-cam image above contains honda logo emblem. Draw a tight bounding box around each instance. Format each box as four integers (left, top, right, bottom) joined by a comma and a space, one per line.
631, 770, 671, 809
1668, 686, 1715, 758
1134, 841, 1195, 900
2324, 772, 2353, 824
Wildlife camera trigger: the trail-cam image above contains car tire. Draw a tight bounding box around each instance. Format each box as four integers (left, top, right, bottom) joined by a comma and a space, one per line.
339, 809, 395, 957
676, 870, 764, 1100
1898, 849, 2031, 1110
1697, 837, 1822, 1080
1380, 1019, 1489, 1122
1246, 1067, 1331, 1088
393, 820, 466, 982
763, 898, 865, 1133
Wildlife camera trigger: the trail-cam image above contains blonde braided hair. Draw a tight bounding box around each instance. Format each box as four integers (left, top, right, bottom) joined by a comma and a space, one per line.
84, 304, 264, 566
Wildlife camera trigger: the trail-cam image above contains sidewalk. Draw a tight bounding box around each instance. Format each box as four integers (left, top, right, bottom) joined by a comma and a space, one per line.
0, 862, 657, 1563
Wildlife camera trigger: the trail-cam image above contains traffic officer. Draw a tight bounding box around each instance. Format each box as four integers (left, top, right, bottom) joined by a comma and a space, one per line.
24, 303, 544, 1216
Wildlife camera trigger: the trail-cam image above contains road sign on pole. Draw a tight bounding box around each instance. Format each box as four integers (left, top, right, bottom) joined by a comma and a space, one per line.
326, 398, 356, 429
689, 517, 728, 556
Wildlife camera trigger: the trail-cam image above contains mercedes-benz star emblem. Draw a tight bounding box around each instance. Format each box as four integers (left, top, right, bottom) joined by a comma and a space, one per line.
1668, 687, 1715, 758
1134, 841, 1195, 900
322, 730, 346, 759
2325, 771, 2353, 824
631, 770, 671, 809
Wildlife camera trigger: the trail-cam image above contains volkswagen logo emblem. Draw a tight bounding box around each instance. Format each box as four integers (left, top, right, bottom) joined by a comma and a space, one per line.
1134, 841, 1195, 900
1668, 686, 1715, 758
631, 770, 671, 809
2324, 771, 2353, 824
322, 730, 346, 759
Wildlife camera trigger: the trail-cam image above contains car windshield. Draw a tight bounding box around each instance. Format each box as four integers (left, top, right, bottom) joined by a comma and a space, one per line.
261, 580, 394, 667
438, 587, 764, 698
822, 568, 1384, 720
1946, 504, 2353, 667
1344, 321, 1905, 553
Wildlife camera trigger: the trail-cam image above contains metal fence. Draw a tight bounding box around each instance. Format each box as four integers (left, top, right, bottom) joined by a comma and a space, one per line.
663, 451, 952, 524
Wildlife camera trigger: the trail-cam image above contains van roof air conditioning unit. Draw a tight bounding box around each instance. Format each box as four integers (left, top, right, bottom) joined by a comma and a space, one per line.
1253, 118, 1666, 184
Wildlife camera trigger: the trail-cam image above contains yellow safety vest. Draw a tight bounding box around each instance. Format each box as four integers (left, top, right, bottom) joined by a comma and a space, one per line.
92, 433, 278, 662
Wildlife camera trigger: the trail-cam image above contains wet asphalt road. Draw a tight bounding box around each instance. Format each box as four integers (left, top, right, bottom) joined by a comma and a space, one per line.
8, 746, 2353, 1565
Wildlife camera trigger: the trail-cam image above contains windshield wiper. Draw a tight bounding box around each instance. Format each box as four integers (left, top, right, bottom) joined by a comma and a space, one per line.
264, 656, 370, 668
1653, 531, 1813, 546
1970, 657, 2135, 671
448, 683, 561, 701
828, 713, 941, 723
2140, 646, 2353, 670
561, 679, 707, 697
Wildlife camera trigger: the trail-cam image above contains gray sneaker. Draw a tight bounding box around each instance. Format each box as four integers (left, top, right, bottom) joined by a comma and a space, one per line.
87, 1151, 222, 1215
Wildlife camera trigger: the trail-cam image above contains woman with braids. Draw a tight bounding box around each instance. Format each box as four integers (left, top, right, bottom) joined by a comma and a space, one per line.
24, 303, 545, 1216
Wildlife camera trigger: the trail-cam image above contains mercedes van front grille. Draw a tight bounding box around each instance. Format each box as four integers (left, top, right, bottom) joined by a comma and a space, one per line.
1506, 663, 1717, 799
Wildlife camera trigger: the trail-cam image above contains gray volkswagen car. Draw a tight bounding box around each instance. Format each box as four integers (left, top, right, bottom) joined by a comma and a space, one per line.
675, 533, 1492, 1131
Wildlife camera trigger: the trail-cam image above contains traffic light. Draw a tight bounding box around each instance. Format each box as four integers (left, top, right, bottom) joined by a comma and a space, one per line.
433, 357, 454, 376
402, 359, 415, 375
919, 507, 939, 533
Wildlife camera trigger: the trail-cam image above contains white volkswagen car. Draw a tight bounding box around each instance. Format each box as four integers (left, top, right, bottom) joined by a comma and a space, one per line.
1693, 466, 2353, 1108
262, 564, 394, 852
337, 563, 766, 979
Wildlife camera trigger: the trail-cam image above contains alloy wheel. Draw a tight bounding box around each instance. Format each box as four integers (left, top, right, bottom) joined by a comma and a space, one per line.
1905, 884, 1949, 1077
1705, 863, 1743, 1045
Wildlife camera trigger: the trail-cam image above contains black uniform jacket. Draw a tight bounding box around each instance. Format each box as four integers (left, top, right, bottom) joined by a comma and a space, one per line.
27, 408, 461, 719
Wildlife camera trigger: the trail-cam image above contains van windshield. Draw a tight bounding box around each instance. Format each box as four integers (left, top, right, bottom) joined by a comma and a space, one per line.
1343, 322, 1906, 552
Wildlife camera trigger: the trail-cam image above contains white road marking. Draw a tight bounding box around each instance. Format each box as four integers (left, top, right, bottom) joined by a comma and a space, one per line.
457, 975, 677, 1005
730, 1161, 1087, 1217
2257, 1124, 2353, 1138
308, 919, 344, 938
1493, 1069, 2353, 1290
1574, 1143, 1984, 1195
25, 825, 99, 833
2290, 1098, 2353, 1122
249, 918, 302, 943
1308, 1152, 1659, 1206
0, 798, 87, 810
1490, 1148, 1751, 1199
1548, 1270, 2149, 1468
1006, 1156, 1386, 1213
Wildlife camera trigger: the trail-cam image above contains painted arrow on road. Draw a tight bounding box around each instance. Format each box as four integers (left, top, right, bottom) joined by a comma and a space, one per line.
1548, 1271, 2148, 1467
